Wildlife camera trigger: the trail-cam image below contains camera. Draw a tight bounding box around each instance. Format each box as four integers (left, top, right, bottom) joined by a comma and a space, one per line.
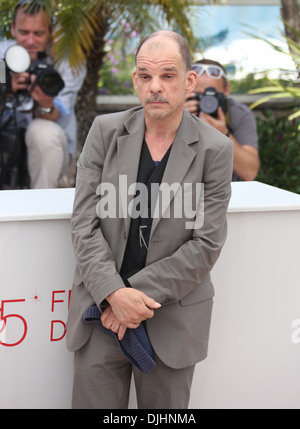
29, 52, 65, 97
189, 87, 227, 119
4, 44, 64, 97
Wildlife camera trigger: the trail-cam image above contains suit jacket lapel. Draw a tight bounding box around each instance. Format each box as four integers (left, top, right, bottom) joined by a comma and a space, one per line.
116, 109, 200, 238
117, 109, 145, 236
150, 111, 199, 238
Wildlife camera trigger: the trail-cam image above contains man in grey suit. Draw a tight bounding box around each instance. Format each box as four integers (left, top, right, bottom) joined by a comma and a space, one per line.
67, 30, 233, 409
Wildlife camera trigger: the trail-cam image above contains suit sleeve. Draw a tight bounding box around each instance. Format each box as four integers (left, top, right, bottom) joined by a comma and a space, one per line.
71, 117, 125, 308
128, 138, 233, 305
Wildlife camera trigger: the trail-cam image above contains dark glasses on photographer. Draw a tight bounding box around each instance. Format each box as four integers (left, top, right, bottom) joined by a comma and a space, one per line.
192, 64, 226, 79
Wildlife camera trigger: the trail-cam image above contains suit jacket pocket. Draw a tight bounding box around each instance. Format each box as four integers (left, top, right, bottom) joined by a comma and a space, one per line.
179, 277, 214, 306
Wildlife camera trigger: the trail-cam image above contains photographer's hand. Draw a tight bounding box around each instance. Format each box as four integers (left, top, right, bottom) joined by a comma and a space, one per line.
184, 92, 199, 116
29, 75, 60, 121
200, 107, 228, 135
10, 72, 30, 92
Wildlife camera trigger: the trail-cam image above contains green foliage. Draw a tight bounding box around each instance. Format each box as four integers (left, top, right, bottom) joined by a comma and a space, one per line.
229, 74, 276, 94
256, 109, 300, 194
98, 21, 140, 95
98, 43, 136, 95
247, 23, 300, 122
0, 0, 202, 71
0, 0, 18, 39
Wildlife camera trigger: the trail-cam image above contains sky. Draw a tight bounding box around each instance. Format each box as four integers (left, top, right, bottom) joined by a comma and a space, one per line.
189, 5, 296, 78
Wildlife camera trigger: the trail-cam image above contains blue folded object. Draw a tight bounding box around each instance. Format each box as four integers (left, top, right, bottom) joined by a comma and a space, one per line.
83, 305, 156, 374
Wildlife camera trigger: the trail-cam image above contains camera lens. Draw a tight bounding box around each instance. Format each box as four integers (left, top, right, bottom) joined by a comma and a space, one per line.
199, 95, 219, 115
41, 74, 56, 89
36, 70, 64, 96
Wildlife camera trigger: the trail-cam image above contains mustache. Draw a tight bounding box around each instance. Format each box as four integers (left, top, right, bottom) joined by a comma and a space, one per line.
145, 96, 169, 104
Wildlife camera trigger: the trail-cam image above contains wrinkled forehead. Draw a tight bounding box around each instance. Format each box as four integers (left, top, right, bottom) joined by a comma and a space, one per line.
136, 37, 182, 70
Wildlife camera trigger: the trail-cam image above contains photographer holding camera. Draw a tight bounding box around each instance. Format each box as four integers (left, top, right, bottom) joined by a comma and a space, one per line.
185, 59, 259, 181
0, 0, 86, 188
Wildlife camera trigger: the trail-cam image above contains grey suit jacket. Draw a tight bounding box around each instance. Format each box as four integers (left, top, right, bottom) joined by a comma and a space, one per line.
66, 106, 233, 369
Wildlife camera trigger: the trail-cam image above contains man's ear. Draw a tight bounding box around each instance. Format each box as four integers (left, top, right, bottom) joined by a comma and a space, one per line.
132, 70, 138, 91
186, 70, 197, 93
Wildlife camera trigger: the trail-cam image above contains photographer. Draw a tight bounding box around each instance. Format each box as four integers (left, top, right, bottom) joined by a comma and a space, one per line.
0, 0, 86, 188
185, 59, 259, 181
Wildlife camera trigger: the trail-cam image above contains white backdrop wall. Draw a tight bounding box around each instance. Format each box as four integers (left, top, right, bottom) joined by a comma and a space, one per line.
0, 182, 300, 409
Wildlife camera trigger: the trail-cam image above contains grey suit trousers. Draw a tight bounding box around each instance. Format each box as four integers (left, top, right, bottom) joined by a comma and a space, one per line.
71, 326, 195, 409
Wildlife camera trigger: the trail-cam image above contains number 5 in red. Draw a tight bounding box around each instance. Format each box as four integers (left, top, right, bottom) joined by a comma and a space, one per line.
0, 300, 28, 347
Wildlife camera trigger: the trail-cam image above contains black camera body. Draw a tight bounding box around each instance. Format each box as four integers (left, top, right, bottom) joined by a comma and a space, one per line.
189, 87, 227, 119
29, 52, 64, 97
4, 45, 64, 97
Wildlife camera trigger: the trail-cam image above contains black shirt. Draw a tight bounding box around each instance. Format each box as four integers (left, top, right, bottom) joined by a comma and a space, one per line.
120, 139, 172, 285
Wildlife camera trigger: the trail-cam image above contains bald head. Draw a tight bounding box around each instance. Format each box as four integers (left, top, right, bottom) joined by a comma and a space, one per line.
135, 31, 192, 73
